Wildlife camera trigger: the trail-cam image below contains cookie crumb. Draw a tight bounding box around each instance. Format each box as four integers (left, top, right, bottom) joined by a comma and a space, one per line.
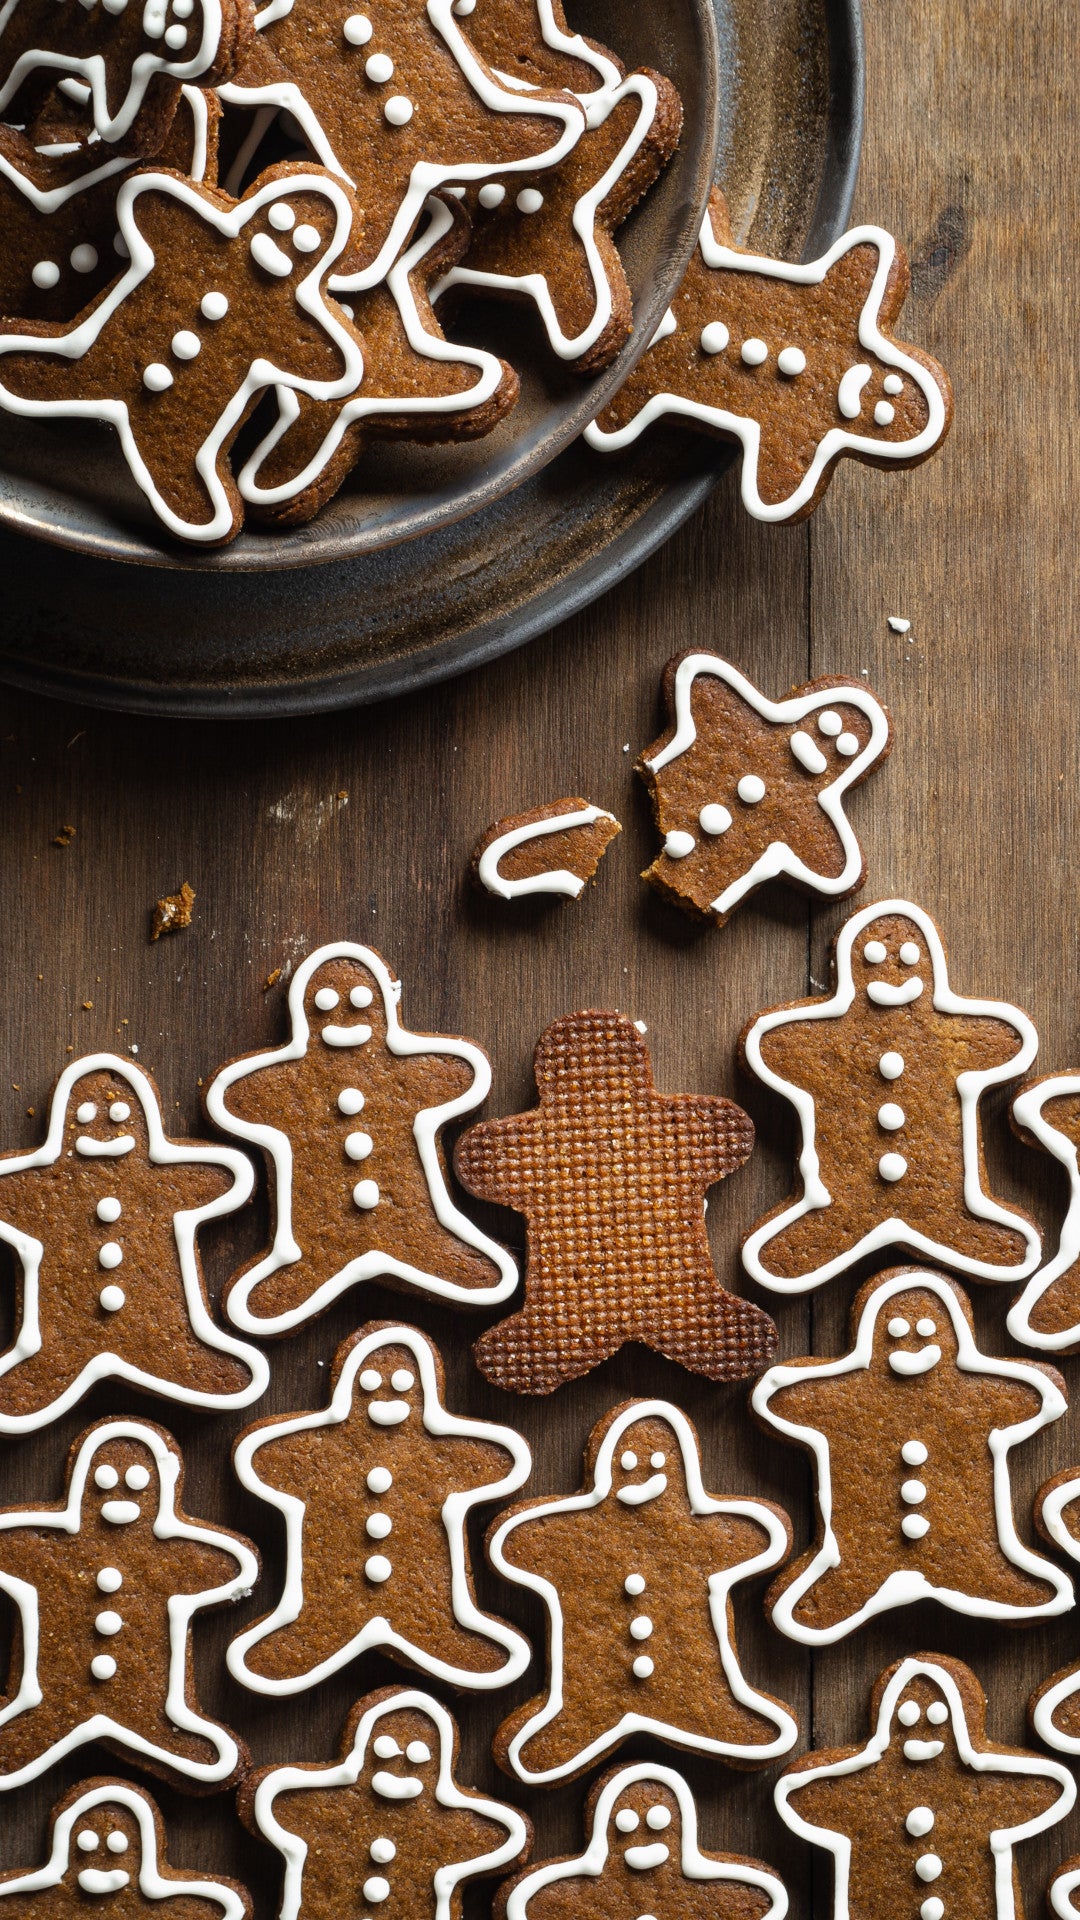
263, 967, 282, 992
887, 615, 911, 634
82, 1001, 93, 1011
150, 881, 196, 942
52, 824, 76, 847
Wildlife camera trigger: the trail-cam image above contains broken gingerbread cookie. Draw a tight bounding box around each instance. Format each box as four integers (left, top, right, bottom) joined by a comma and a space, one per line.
1007, 1073, 1080, 1353
471, 797, 620, 901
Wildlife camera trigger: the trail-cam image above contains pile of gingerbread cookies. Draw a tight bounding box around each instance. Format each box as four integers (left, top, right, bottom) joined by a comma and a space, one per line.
3, 645, 1080, 1917
0, 0, 955, 543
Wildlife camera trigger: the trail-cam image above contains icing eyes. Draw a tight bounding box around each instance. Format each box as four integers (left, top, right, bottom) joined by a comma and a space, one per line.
269, 202, 295, 232
650, 1452, 665, 1468
777, 346, 806, 376
406, 1740, 431, 1762
106, 1834, 129, 1855
77, 1831, 98, 1853
646, 1806, 672, 1831
351, 984, 374, 1008
294, 224, 322, 253
108, 1101, 130, 1122
250, 232, 294, 278
863, 941, 887, 964
615, 1810, 639, 1833
373, 1735, 400, 1758
926, 1702, 948, 1726
897, 1700, 921, 1726
360, 1370, 382, 1391
888, 1318, 910, 1338
899, 942, 921, 965
125, 1465, 150, 1490
621, 1451, 638, 1469
836, 732, 859, 757
77, 1102, 97, 1123
916, 1319, 936, 1337
94, 1464, 119, 1489
391, 1370, 415, 1391
314, 987, 340, 1011
818, 710, 842, 736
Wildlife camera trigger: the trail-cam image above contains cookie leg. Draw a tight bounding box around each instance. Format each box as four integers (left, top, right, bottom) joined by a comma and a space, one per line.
645, 1286, 776, 1380
0, 1343, 75, 1421
749, 1202, 862, 1283
0, 1703, 73, 1782
474, 1305, 618, 1395
507, 1680, 609, 1776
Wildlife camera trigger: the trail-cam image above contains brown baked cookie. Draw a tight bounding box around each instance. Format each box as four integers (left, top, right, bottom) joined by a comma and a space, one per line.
1007, 1074, 1080, 1352
239, 192, 519, 525
587, 187, 953, 522
638, 654, 892, 924
227, 1322, 531, 1694
0, 0, 253, 154
217, 0, 585, 291
775, 1653, 1075, 1920
1051, 1859, 1080, 1918
740, 899, 1042, 1293
207, 942, 516, 1337
457, 1008, 771, 1393
0, 87, 219, 325
488, 1401, 795, 1785
1027, 1467, 1080, 1756
439, 71, 682, 371
0, 1777, 252, 1914
471, 796, 620, 900
464, 0, 623, 98
0, 1418, 257, 1793
497, 1762, 787, 1920
752, 1267, 1070, 1643
240, 1686, 531, 1920
0, 1053, 267, 1430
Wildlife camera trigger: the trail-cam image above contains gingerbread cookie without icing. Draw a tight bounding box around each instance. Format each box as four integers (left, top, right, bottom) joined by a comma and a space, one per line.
207, 942, 516, 1336
499, 1762, 787, 1920
0, 1053, 267, 1431
0, 1419, 257, 1793
240, 1687, 530, 1920
488, 1399, 795, 1784
227, 1322, 531, 1695
471, 797, 620, 900
1007, 1074, 1080, 1351
775, 1653, 1075, 1920
0, 1778, 252, 1916
740, 899, 1041, 1292
752, 1267, 1070, 1643
638, 654, 892, 924
455, 1008, 773, 1393
0, 162, 366, 544
586, 187, 953, 522
1027, 1467, 1080, 1755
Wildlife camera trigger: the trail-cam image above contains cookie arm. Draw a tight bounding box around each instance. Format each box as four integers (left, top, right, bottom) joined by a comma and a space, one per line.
454, 1117, 536, 1210
759, 1369, 836, 1432
953, 1011, 1033, 1075
673, 1096, 754, 1182
752, 1012, 828, 1091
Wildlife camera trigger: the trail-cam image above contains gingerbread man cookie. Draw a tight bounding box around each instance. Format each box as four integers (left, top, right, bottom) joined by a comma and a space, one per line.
587, 188, 953, 521
637, 654, 892, 924
488, 1400, 796, 1784
1007, 1074, 1080, 1351
227, 1323, 531, 1694
0, 163, 365, 544
456, 1009, 773, 1393
740, 900, 1041, 1291
0, 1778, 251, 1915
752, 1268, 1071, 1642
0, 1419, 257, 1791
471, 798, 621, 900
0, 1054, 267, 1431
208, 942, 515, 1335
775, 1654, 1074, 1920
1027, 1468, 1080, 1755
241, 1687, 530, 1920
499, 1762, 787, 1920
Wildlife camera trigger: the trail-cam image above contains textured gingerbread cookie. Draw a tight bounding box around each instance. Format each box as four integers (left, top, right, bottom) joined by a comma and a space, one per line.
438, 70, 682, 370
0, 0, 252, 151
237, 192, 519, 524
1027, 1467, 1080, 1755
638, 654, 892, 923
587, 187, 953, 522
499, 1762, 787, 1920
0, 1053, 267, 1430
740, 899, 1041, 1292
488, 1399, 795, 1784
207, 942, 516, 1336
227, 1322, 531, 1694
455, 1008, 773, 1393
752, 1267, 1070, 1642
775, 1653, 1075, 1920
0, 1778, 252, 1915
1007, 1074, 1080, 1351
471, 797, 620, 900
0, 162, 366, 544
241, 1687, 530, 1920
464, 0, 622, 100
0, 1418, 257, 1792
1052, 1860, 1080, 1918
0, 86, 218, 325
218, 0, 585, 292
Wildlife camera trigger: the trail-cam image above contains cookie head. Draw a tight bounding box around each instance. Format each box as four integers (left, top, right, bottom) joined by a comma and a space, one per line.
141, 0, 213, 73
870, 1286, 956, 1377
248, 187, 349, 284
887, 1668, 967, 1763
353, 1343, 423, 1427
302, 954, 388, 1048
833, 350, 930, 449
69, 1798, 145, 1897
533, 1011, 650, 1099
64, 1069, 148, 1157
607, 1776, 681, 1875
847, 914, 933, 1008
81, 1431, 166, 1536
607, 1415, 682, 1507
791, 700, 875, 777
364, 1704, 442, 1800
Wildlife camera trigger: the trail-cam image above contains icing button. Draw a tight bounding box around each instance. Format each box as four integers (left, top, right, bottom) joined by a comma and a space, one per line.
901, 1480, 926, 1505
877, 1103, 905, 1130
901, 1441, 928, 1466
96, 1196, 122, 1222
920, 1903, 944, 1920
370, 1840, 396, 1864
699, 320, 729, 354
338, 1087, 364, 1114
99, 1285, 125, 1312
878, 1051, 905, 1080
915, 1856, 943, 1883
90, 1655, 117, 1680
98, 1242, 123, 1269
142, 363, 173, 392
631, 1655, 654, 1679
878, 1152, 907, 1182
384, 95, 413, 124
353, 1179, 380, 1209
366, 1512, 392, 1539
698, 803, 732, 835
516, 188, 544, 214
345, 1130, 373, 1160
624, 1573, 646, 1595
740, 337, 768, 365
629, 1615, 653, 1640
365, 51, 394, 81
902, 1514, 931, 1539
663, 830, 695, 859
363, 1879, 391, 1903
906, 1807, 934, 1837
95, 1610, 123, 1635
365, 1554, 392, 1582
777, 346, 806, 375
343, 11, 372, 40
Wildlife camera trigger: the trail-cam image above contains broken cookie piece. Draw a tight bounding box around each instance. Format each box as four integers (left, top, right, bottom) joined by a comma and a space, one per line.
150, 881, 196, 941
472, 798, 620, 901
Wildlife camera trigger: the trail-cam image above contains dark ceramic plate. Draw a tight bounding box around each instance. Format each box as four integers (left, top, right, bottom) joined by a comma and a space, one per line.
0, 0, 862, 714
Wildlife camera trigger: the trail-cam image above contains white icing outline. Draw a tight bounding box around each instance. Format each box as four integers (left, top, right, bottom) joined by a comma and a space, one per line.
481, 0, 622, 110
752, 1269, 1072, 1642
238, 194, 510, 509
741, 899, 1041, 1292
488, 1398, 796, 1784
1029, 1471, 1080, 1752
476, 801, 616, 899
0, 1052, 267, 1431
0, 1419, 257, 1789
218, 0, 584, 295
1052, 1862, 1080, 1918
774, 1656, 1075, 1920
253, 1686, 529, 1920
0, 0, 224, 144
504, 1761, 788, 1920
1007, 1075, 1080, 1350
433, 72, 660, 361
0, 167, 364, 543
585, 214, 949, 521
227, 1323, 531, 1693
0, 1780, 247, 1913
644, 653, 890, 916
207, 941, 517, 1335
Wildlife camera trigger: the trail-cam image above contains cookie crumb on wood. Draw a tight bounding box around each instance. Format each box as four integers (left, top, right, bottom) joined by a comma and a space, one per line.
150, 881, 196, 942
263, 967, 281, 991
52, 824, 76, 847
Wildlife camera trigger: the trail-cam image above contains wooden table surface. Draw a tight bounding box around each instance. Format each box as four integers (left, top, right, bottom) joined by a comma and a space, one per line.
1, 0, 1078, 1911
